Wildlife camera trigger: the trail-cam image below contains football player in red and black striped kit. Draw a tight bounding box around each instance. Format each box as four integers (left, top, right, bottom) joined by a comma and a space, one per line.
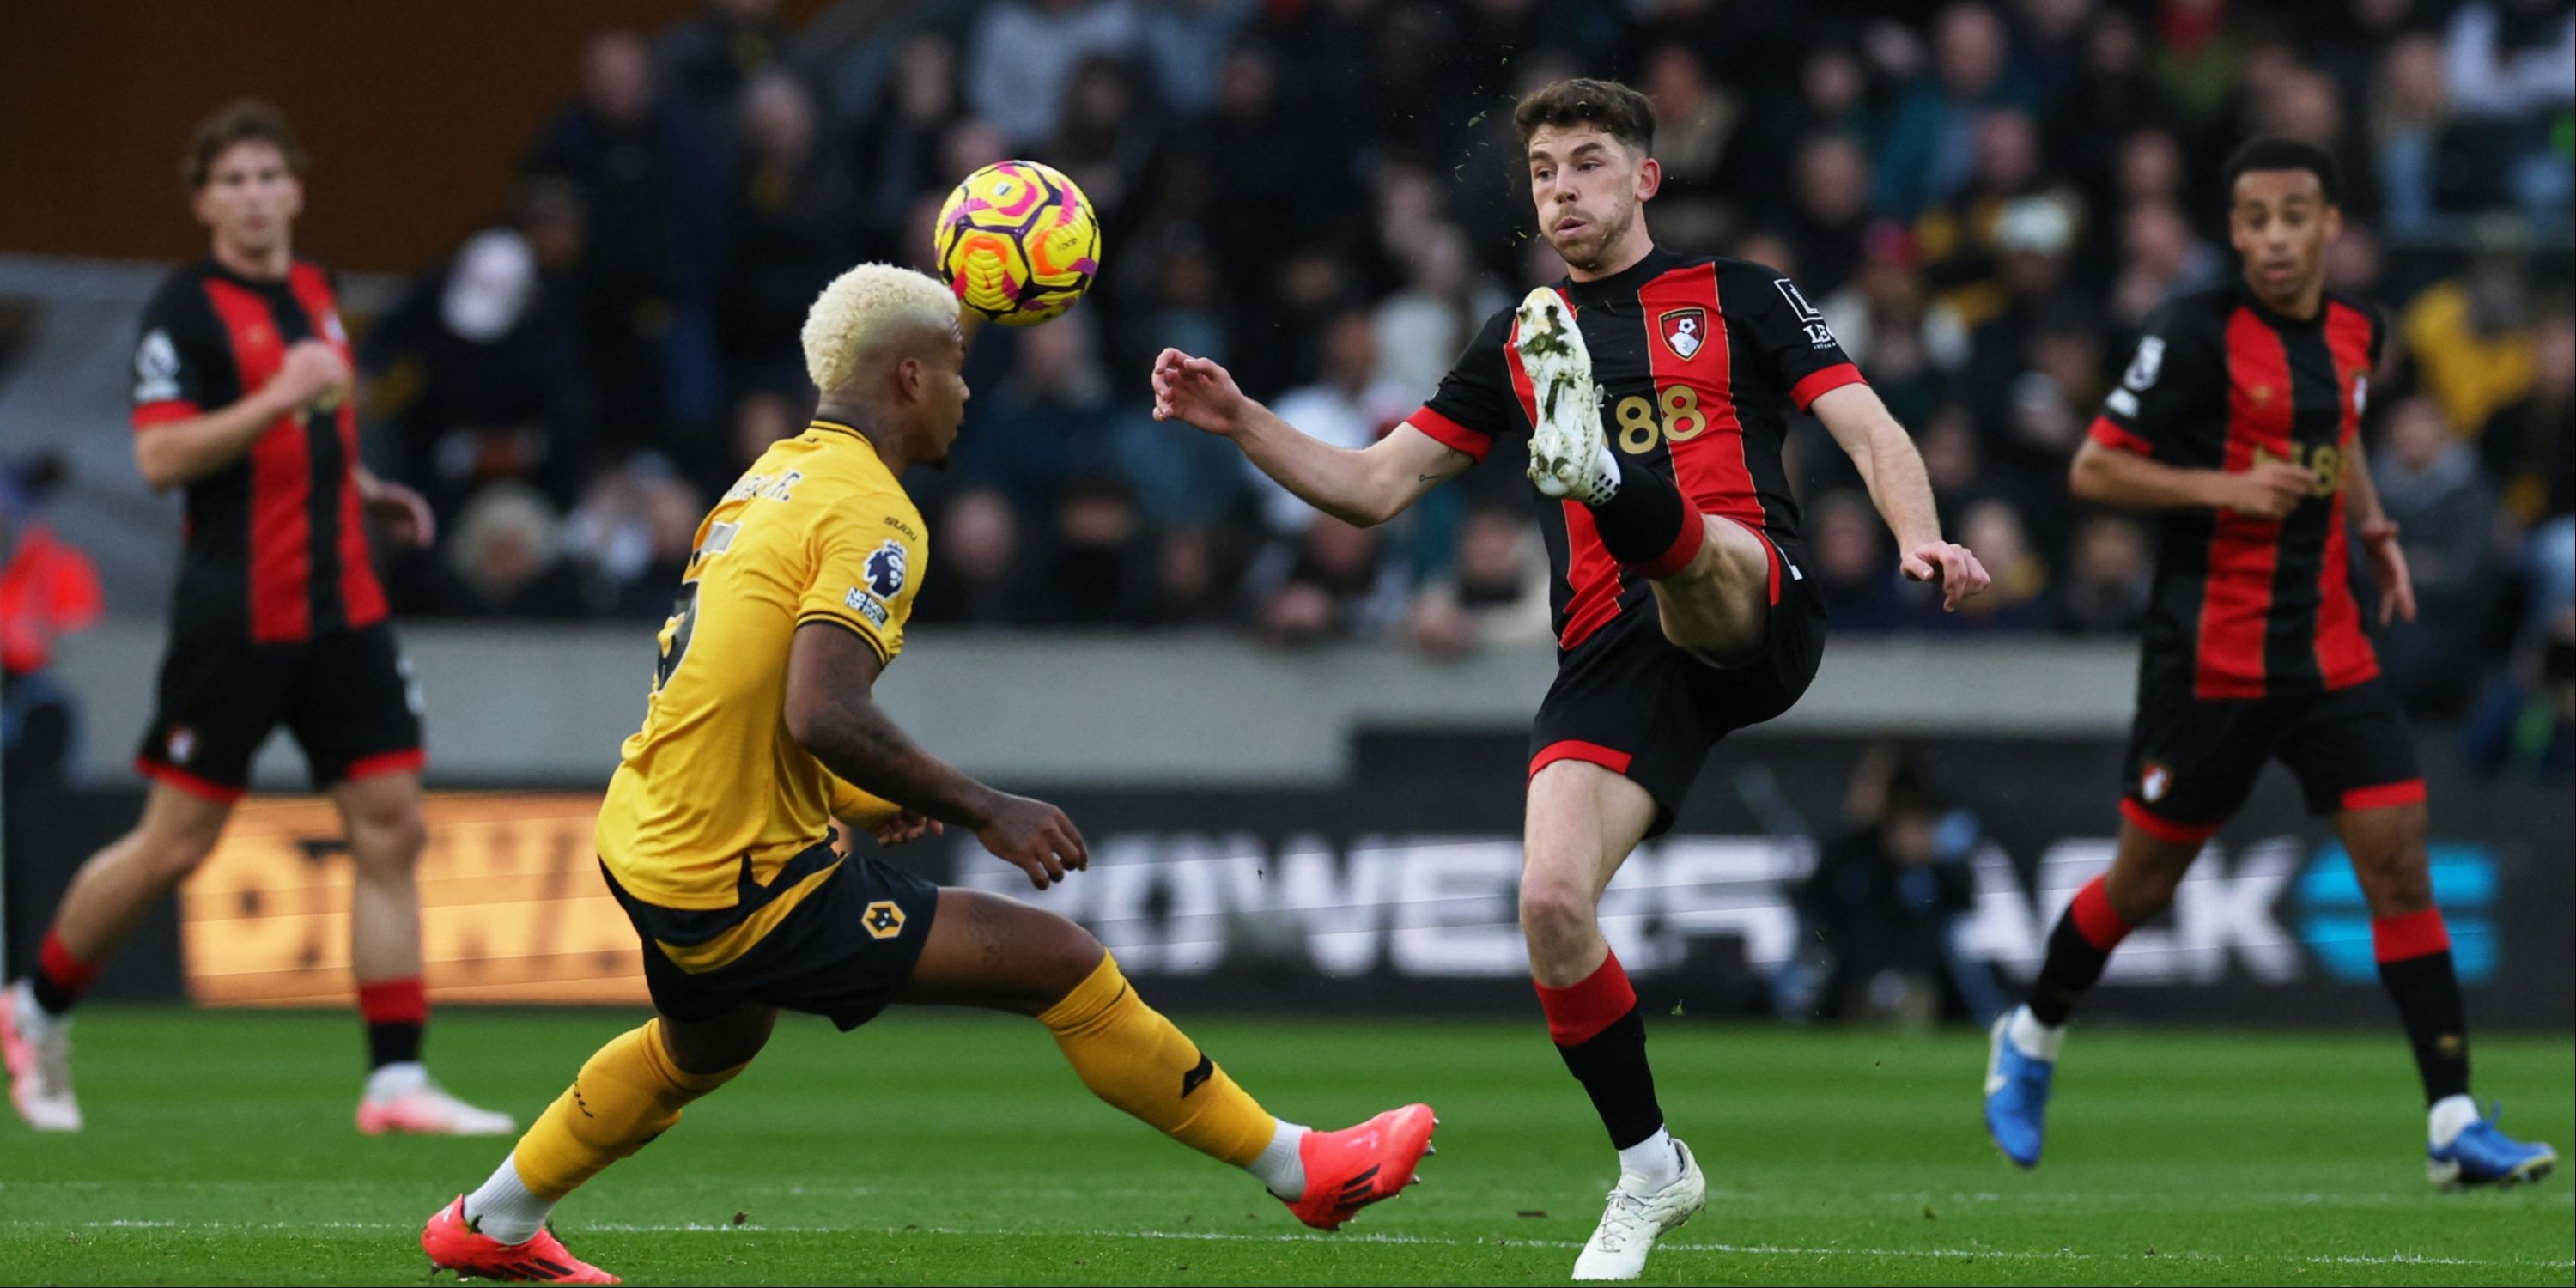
1983, 138, 2556, 1188
1156, 79, 1990, 1279
0, 102, 512, 1139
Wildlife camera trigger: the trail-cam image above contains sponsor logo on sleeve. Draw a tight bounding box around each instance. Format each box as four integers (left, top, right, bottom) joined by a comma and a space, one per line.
844, 586, 890, 628
2122, 336, 2166, 392
135, 329, 182, 403
864, 539, 908, 598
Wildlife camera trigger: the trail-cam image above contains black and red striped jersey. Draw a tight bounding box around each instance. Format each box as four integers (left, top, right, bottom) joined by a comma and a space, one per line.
1403, 247, 1865, 651
131, 258, 386, 643
2087, 282, 2384, 700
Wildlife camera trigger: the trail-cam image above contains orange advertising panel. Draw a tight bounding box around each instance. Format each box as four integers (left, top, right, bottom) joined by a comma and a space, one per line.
180, 793, 648, 1007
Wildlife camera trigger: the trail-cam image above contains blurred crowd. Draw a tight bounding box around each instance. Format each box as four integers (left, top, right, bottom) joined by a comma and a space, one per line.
350, 0, 2573, 725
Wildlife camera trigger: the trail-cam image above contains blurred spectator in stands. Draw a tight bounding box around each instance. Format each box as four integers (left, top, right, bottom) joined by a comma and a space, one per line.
2008, 0, 2097, 101
967, 0, 1139, 149
1637, 42, 1739, 253
1918, 113, 2081, 343
2373, 397, 2499, 716
2479, 304, 2576, 529
1777, 135, 1874, 300
957, 311, 1115, 515
414, 483, 589, 620
723, 71, 853, 394
1018, 476, 1166, 626
1375, 222, 1507, 402
1935, 497, 2050, 629
363, 228, 591, 521
1917, 404, 1988, 530
730, 386, 805, 471
1876, 3, 2043, 218
1137, 0, 1256, 123
655, 0, 787, 112
1743, 41, 1874, 186
2441, 0, 2576, 220
2048, 11, 2177, 210
2109, 199, 2221, 335
2465, 518, 2576, 779
2370, 33, 2455, 236
1, 454, 103, 793
1250, 515, 1407, 645
2054, 512, 2153, 635
1813, 490, 1906, 631
911, 488, 1026, 629
2400, 215, 2540, 440
1155, 527, 1242, 628
1199, 44, 1328, 373
1048, 57, 1157, 225
1251, 310, 1411, 535
563, 460, 708, 620
530, 30, 732, 465
851, 32, 962, 254
1409, 506, 1552, 657
1788, 762, 1984, 1026
2148, 0, 2251, 130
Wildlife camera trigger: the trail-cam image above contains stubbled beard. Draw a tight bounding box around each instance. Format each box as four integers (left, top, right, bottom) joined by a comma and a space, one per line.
1548, 206, 1631, 272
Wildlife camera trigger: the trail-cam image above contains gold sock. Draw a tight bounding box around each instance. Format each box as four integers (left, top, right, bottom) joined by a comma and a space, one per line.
508, 1019, 747, 1200
1037, 953, 1278, 1167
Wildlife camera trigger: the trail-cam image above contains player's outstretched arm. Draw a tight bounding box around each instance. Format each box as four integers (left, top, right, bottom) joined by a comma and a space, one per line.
1150, 348, 1468, 526
2069, 438, 2314, 519
134, 339, 346, 490
784, 623, 1087, 889
1811, 383, 1991, 611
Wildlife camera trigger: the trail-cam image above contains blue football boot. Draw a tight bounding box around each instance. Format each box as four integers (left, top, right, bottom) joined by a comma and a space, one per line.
2430, 1107, 2557, 1189
1984, 1012, 2052, 1169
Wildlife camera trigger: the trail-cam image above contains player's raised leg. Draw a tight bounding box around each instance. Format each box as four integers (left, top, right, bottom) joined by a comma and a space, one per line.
896, 889, 1436, 1230
2, 781, 232, 1132
1984, 817, 2201, 1168
334, 769, 513, 1137
1522, 760, 1704, 1279
428, 1006, 769, 1285
1513, 288, 1775, 666
2335, 795, 2558, 1188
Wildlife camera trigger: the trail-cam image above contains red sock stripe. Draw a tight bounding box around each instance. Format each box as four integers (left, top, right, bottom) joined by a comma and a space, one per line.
2372, 909, 2451, 963
38, 931, 102, 999
357, 976, 428, 1025
2341, 779, 2427, 812
2068, 875, 2134, 953
1628, 510, 1706, 580
1534, 951, 1637, 1048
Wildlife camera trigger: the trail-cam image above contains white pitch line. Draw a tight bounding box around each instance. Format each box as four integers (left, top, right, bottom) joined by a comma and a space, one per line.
18, 1218, 2571, 1271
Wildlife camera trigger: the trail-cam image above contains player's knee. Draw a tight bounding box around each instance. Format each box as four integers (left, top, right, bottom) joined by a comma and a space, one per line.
1517, 871, 1597, 951
2354, 854, 2434, 917
346, 805, 428, 872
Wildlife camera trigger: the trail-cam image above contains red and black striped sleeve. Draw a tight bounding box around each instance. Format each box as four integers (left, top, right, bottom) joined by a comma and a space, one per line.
2089, 300, 2221, 457
1401, 308, 1517, 464
130, 274, 226, 431
1730, 262, 1866, 411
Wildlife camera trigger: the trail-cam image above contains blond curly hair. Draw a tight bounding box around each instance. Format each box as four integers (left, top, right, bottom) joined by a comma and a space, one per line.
800, 264, 958, 394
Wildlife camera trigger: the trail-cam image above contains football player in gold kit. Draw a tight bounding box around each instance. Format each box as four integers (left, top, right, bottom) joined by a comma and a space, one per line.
419, 265, 1434, 1284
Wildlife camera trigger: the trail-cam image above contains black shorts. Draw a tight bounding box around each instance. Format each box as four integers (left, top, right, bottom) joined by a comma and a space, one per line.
2121, 671, 2424, 841
1528, 535, 1827, 837
603, 839, 942, 1031
134, 622, 423, 802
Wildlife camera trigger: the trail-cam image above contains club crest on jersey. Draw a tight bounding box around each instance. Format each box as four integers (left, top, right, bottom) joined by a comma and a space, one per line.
1659, 307, 1708, 361
863, 900, 908, 939
2140, 761, 2172, 803
864, 539, 908, 598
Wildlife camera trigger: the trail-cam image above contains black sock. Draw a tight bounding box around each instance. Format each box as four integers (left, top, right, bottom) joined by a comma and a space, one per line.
29, 970, 81, 1017
1557, 1008, 1666, 1149
2378, 951, 2470, 1105
1584, 453, 1697, 572
2025, 910, 2115, 1028
368, 1021, 423, 1070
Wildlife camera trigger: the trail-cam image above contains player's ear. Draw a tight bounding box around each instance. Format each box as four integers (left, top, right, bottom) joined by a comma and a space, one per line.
2320, 202, 2342, 245
1633, 155, 1661, 203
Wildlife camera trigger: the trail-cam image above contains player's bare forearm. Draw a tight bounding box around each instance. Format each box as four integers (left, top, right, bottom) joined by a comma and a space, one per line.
2342, 437, 2388, 528
2068, 439, 2223, 511
1233, 411, 1465, 528
132, 386, 294, 490
1814, 385, 1941, 548
785, 624, 1000, 829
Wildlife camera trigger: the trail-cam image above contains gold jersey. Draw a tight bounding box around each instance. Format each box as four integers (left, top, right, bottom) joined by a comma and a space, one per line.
595, 420, 925, 910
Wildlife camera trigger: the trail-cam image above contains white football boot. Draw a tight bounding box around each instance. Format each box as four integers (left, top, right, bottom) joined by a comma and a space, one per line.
1571, 1137, 1706, 1280
356, 1064, 516, 1136
1514, 288, 1615, 504
1, 980, 82, 1132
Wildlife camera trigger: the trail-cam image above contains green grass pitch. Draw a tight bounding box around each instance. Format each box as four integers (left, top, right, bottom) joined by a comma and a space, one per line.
2, 1006, 2567, 1285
